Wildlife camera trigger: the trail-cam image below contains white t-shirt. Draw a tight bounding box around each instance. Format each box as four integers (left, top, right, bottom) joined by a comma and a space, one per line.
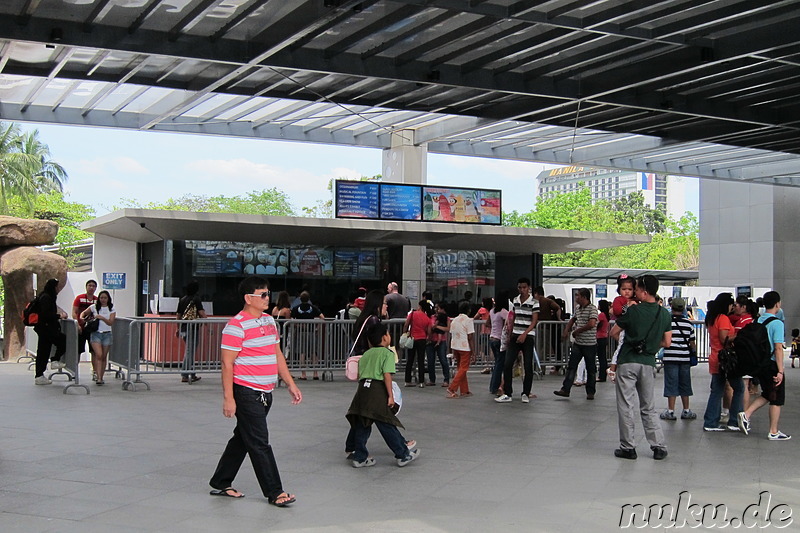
449, 314, 473, 351
88, 305, 114, 333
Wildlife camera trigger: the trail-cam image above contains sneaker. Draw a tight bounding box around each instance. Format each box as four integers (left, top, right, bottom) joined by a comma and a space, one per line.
418, 383, 425, 388
652, 447, 668, 460
737, 412, 750, 435
397, 448, 420, 467
586, 394, 595, 400
405, 440, 416, 450
352, 457, 376, 468
614, 448, 637, 460
703, 426, 726, 432
768, 431, 792, 441
553, 389, 570, 398
494, 394, 512, 403
660, 410, 677, 420
34, 375, 52, 385
345, 452, 354, 461
404, 383, 413, 388
681, 409, 697, 420
50, 360, 65, 370
521, 394, 530, 403
727, 425, 740, 432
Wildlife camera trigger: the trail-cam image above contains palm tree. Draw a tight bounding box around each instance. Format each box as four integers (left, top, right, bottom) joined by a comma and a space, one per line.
0, 122, 67, 215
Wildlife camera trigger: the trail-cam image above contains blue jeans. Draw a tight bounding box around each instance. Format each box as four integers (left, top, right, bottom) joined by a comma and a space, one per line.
489, 338, 505, 393
210, 385, 284, 500
426, 341, 450, 384
349, 418, 408, 462
703, 373, 744, 428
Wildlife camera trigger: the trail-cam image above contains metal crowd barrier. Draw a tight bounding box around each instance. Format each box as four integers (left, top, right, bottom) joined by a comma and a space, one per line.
24, 319, 89, 395
104, 315, 714, 392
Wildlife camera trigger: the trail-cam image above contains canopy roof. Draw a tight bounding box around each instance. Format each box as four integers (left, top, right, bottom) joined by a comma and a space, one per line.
1, 1, 800, 185
82, 209, 649, 254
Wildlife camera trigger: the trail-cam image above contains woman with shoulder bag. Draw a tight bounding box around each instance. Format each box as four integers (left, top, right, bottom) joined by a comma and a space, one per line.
404, 301, 432, 388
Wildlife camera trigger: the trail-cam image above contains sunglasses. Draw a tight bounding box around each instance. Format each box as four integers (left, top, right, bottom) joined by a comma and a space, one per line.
247, 291, 270, 300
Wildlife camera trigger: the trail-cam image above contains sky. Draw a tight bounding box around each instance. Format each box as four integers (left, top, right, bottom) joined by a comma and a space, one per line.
19, 122, 699, 219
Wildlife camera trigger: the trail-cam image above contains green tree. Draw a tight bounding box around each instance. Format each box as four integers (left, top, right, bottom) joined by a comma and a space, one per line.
0, 122, 67, 215
504, 186, 699, 270
119, 188, 296, 216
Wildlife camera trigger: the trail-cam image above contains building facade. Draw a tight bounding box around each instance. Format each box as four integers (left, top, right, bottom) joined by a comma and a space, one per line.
536, 166, 667, 211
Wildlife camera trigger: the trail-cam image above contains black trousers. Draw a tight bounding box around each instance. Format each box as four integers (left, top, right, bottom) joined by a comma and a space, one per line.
34, 325, 66, 377
210, 385, 284, 500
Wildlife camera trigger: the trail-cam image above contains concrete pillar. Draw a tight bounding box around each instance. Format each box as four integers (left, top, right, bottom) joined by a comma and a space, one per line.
700, 179, 800, 338
382, 129, 427, 184
383, 130, 428, 296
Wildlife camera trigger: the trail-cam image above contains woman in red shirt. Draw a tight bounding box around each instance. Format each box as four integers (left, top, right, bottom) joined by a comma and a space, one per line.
702, 292, 744, 431
404, 301, 432, 387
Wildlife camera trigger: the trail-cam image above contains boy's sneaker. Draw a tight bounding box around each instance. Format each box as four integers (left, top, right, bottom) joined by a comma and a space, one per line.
50, 360, 65, 370
737, 412, 750, 435
521, 394, 530, 403
703, 426, 725, 432
494, 394, 512, 403
660, 410, 677, 420
34, 375, 52, 385
397, 448, 420, 467
352, 457, 376, 468
768, 431, 791, 441
727, 425, 740, 432
681, 409, 697, 420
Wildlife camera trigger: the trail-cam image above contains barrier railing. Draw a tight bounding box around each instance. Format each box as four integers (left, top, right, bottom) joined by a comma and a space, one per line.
24, 319, 89, 395
105, 316, 713, 391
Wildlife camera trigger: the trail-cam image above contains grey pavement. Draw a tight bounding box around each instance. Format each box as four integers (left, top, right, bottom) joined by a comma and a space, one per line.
1, 360, 798, 532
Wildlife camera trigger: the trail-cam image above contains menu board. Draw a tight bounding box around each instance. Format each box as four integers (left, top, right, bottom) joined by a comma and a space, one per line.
191, 241, 244, 275
242, 246, 289, 276
380, 184, 421, 220
334, 248, 378, 279
335, 180, 501, 225
423, 187, 501, 224
335, 181, 379, 218
290, 248, 334, 277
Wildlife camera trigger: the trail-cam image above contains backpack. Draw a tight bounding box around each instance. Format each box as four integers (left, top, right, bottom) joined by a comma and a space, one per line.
22, 295, 42, 326
181, 300, 199, 321
719, 317, 779, 377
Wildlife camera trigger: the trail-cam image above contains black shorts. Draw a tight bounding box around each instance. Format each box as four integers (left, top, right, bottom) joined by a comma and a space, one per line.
757, 361, 785, 406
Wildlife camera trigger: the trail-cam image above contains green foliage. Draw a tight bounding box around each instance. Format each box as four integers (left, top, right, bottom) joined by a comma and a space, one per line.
0, 122, 67, 215
504, 187, 699, 270
119, 188, 297, 216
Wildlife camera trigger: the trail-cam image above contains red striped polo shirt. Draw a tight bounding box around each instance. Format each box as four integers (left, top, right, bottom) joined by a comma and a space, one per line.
221, 311, 280, 392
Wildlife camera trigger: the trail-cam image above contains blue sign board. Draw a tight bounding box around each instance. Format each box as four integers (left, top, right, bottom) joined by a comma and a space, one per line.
103, 272, 126, 290
380, 184, 421, 220
334, 181, 379, 218
596, 284, 607, 299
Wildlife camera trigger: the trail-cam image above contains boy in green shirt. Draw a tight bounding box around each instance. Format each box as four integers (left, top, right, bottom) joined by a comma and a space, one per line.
345, 323, 420, 468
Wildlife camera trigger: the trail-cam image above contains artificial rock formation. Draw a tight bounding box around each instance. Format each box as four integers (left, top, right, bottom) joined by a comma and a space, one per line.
0, 217, 66, 361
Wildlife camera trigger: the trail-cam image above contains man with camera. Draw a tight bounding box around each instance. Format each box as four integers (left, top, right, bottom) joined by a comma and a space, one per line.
609, 275, 672, 460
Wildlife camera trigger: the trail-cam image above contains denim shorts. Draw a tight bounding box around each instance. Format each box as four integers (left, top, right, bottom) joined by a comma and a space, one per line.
663, 363, 693, 397
90, 331, 113, 347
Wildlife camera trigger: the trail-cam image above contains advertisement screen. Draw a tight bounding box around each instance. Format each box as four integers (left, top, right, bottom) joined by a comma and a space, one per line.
191, 241, 244, 276
422, 187, 501, 224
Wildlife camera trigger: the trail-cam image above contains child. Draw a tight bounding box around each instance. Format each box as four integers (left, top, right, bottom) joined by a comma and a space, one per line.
608, 274, 637, 380
791, 328, 800, 368
345, 323, 420, 468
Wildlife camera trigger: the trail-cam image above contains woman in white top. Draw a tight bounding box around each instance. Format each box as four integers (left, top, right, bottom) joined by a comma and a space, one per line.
446, 301, 475, 399
80, 290, 116, 385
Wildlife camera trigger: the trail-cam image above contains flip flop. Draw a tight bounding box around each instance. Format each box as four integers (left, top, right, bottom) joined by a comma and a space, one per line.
210, 488, 245, 498
269, 492, 296, 507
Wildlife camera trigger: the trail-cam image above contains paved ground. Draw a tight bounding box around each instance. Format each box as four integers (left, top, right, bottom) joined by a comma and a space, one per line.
1, 360, 798, 532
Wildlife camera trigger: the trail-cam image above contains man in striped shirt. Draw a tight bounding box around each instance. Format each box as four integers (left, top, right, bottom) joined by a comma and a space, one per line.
209, 276, 302, 507
496, 277, 540, 403
554, 288, 599, 400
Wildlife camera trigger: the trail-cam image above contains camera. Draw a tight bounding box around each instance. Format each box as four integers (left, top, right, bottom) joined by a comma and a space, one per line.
631, 339, 647, 354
